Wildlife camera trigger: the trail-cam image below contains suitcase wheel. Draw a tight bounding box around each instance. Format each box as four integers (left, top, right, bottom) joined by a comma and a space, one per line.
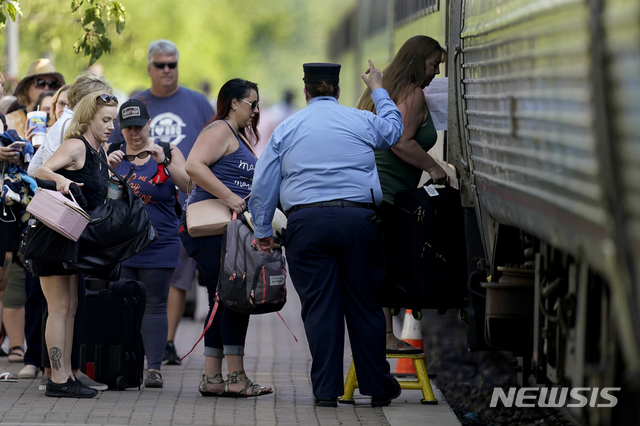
412, 310, 423, 321
116, 376, 126, 390
389, 308, 400, 316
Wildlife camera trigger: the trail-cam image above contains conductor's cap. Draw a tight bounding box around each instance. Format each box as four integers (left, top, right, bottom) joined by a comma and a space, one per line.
303, 63, 340, 84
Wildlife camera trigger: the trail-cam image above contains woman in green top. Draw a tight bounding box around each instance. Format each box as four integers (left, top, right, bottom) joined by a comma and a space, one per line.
357, 35, 446, 353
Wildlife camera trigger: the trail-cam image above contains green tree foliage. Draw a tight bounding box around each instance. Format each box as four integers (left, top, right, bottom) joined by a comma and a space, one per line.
71, 0, 126, 66
0, 0, 356, 108
0, 0, 125, 67
0, 0, 19, 27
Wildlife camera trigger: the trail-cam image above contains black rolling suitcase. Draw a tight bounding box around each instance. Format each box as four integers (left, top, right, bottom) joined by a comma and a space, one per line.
383, 183, 467, 310
80, 278, 146, 390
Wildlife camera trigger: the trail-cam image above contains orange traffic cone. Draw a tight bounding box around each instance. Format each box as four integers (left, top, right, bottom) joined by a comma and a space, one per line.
393, 309, 424, 375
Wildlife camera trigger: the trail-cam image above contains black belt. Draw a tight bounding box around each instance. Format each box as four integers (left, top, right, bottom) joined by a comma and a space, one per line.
286, 199, 373, 215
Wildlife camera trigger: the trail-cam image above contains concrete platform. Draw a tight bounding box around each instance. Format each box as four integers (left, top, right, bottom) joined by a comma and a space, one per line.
0, 278, 460, 426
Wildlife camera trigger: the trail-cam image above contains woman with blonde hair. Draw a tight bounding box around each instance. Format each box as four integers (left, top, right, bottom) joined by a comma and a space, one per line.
50, 85, 71, 124
357, 35, 447, 353
32, 92, 118, 398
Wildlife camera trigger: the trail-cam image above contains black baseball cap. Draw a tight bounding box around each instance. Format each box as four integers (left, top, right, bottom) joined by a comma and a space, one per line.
119, 99, 150, 128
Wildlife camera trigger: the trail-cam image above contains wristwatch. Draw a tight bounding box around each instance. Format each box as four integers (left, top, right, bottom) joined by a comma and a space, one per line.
162, 156, 171, 168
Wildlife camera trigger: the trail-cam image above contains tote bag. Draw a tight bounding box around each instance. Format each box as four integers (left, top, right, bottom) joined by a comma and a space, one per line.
185, 179, 232, 237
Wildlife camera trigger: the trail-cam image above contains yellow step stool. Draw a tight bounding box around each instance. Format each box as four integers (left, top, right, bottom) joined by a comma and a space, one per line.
339, 353, 438, 405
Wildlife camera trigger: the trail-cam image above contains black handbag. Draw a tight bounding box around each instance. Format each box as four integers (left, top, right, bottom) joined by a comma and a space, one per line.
23, 218, 78, 263
64, 154, 157, 272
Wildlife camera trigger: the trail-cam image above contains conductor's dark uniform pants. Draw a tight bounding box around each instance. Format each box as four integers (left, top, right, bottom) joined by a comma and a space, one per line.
285, 205, 395, 399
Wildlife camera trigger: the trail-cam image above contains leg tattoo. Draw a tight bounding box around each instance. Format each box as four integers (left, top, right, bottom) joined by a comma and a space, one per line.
49, 347, 62, 371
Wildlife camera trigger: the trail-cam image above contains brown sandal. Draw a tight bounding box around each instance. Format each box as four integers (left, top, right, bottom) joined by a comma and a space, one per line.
198, 373, 226, 397
225, 370, 272, 397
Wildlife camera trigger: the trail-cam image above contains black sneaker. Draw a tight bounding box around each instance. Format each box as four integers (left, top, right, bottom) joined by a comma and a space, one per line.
45, 377, 98, 398
163, 341, 181, 365
314, 397, 338, 407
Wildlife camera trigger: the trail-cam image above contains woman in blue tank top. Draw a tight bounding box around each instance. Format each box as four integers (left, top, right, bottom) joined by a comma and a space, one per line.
107, 99, 189, 389
179, 79, 272, 397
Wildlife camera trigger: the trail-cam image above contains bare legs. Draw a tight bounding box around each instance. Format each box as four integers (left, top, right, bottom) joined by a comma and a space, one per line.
4, 307, 25, 361
166, 286, 185, 343
383, 307, 419, 351
0, 252, 17, 379
202, 355, 272, 395
40, 274, 78, 384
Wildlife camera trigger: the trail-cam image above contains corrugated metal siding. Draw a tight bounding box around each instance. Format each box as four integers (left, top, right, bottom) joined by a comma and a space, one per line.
461, 0, 609, 266
603, 0, 640, 282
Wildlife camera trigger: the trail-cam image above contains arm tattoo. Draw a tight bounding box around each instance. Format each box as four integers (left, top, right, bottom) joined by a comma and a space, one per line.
200, 120, 221, 134
49, 347, 62, 370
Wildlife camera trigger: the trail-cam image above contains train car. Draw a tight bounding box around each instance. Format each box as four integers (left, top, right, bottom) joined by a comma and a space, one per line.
328, 1, 640, 425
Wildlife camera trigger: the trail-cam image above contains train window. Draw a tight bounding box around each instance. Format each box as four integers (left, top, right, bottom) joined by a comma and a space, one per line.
329, 11, 356, 59
395, 0, 439, 26
364, 0, 388, 37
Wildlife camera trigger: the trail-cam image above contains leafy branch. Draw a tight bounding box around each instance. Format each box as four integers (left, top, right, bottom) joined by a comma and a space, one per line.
0, 0, 126, 66
72, 0, 126, 65
0, 0, 20, 27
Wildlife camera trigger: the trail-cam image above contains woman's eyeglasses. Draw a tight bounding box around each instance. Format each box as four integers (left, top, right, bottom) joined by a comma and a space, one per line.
97, 94, 118, 104
123, 151, 151, 161
239, 99, 260, 110
123, 147, 172, 162
34, 79, 60, 90
152, 62, 178, 70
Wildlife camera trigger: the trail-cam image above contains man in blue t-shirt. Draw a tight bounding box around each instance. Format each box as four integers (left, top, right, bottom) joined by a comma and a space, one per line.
109, 40, 214, 366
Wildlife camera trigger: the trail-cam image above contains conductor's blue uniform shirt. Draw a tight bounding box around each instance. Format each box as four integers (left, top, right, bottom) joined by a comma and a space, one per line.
249, 88, 403, 238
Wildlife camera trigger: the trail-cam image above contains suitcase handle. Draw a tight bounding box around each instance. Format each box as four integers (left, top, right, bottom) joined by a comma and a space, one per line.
424, 178, 450, 187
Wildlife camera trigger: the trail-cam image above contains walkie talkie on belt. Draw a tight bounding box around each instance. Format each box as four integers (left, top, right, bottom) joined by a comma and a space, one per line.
367, 188, 381, 226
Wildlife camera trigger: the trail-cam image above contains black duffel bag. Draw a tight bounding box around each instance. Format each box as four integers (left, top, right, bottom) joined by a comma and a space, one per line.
64, 156, 157, 273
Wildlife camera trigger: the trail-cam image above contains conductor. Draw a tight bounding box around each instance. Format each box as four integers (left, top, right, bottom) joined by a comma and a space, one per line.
249, 60, 404, 407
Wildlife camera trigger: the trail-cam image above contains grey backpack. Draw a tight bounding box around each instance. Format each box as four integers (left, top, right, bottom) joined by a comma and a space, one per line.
218, 217, 287, 315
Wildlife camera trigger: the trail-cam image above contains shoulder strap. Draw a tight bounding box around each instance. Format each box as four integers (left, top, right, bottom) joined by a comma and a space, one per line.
157, 141, 172, 161
107, 141, 124, 155
221, 120, 256, 158
59, 118, 72, 146
84, 139, 133, 185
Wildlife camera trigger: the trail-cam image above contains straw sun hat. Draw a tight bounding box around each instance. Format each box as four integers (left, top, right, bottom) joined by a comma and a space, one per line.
13, 58, 65, 98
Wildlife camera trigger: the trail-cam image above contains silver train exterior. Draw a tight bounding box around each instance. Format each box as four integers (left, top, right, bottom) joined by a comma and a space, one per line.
329, 1, 639, 424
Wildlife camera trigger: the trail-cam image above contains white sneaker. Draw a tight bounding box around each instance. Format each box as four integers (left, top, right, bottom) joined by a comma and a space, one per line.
18, 364, 39, 379
38, 375, 48, 391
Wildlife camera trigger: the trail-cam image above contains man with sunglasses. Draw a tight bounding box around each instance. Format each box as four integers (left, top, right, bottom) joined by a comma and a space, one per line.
108, 39, 214, 366
6, 59, 65, 138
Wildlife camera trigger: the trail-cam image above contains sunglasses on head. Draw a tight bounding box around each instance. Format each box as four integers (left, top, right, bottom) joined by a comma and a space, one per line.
152, 62, 178, 70
34, 79, 60, 90
97, 94, 118, 104
239, 99, 260, 110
